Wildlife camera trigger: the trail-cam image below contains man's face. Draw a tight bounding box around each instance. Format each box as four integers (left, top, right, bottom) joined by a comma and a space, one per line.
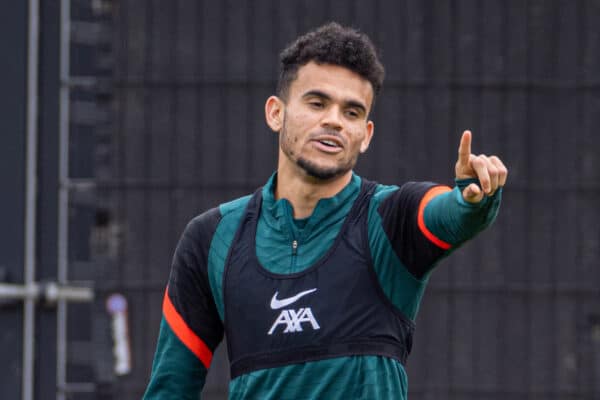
268, 61, 375, 181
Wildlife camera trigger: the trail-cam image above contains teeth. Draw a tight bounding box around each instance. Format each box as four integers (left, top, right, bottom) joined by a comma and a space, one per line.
320, 140, 338, 147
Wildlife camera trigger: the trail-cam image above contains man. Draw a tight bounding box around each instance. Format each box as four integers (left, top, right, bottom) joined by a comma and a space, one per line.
144, 22, 507, 399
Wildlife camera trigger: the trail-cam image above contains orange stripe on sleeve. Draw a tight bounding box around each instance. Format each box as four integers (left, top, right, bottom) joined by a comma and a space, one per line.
417, 185, 453, 250
163, 288, 213, 369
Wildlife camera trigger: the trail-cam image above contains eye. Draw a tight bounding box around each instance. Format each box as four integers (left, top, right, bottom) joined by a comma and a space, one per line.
309, 101, 324, 109
345, 109, 360, 119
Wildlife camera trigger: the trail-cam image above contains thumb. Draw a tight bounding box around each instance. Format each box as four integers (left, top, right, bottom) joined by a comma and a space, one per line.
462, 183, 484, 203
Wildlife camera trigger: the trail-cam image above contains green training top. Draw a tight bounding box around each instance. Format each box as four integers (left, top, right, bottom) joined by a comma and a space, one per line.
144, 172, 501, 399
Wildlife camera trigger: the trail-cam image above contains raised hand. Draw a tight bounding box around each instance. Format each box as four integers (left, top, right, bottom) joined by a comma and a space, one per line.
455, 130, 508, 203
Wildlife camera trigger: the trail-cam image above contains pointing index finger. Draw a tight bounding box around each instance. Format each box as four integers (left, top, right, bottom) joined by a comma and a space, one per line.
457, 130, 472, 166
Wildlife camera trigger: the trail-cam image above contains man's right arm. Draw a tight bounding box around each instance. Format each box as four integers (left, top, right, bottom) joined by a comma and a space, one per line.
144, 209, 224, 399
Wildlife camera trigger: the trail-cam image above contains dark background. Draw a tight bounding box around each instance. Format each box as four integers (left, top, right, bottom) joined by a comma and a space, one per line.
1, 0, 599, 399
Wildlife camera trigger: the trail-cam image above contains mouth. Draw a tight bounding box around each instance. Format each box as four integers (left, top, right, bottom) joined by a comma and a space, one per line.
318, 139, 341, 148
310, 135, 344, 153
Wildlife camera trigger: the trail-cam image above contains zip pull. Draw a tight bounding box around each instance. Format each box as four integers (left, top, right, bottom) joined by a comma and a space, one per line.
291, 240, 298, 256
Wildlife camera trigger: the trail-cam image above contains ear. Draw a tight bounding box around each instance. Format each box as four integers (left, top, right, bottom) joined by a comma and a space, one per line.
265, 96, 285, 132
360, 120, 374, 153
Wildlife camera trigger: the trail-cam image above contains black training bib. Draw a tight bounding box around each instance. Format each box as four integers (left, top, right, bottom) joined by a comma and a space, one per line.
223, 180, 415, 378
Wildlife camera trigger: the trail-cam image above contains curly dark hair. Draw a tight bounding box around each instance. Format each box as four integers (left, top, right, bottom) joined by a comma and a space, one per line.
277, 22, 385, 101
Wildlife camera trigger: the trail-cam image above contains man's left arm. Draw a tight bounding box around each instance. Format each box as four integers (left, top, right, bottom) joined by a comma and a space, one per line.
366, 130, 507, 317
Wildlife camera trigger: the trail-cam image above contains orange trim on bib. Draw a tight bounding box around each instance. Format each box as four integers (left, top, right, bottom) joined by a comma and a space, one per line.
417, 186, 453, 250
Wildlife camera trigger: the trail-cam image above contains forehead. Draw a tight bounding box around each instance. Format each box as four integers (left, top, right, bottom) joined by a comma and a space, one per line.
288, 62, 374, 109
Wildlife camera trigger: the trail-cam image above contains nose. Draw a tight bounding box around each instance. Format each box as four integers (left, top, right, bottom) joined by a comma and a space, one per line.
320, 105, 343, 130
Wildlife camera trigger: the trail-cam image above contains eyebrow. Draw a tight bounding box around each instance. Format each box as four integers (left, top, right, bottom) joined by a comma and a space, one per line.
302, 90, 367, 115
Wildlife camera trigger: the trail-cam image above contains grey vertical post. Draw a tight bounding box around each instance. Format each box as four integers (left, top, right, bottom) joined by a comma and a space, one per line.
57, 1, 71, 399
23, 1, 40, 399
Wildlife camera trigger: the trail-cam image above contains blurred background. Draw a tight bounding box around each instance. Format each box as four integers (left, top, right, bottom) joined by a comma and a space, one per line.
1, 0, 599, 399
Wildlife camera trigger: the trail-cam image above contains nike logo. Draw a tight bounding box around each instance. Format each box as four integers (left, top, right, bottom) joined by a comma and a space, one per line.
270, 288, 317, 310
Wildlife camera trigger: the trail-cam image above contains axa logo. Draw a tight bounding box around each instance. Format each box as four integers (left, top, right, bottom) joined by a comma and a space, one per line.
267, 288, 320, 335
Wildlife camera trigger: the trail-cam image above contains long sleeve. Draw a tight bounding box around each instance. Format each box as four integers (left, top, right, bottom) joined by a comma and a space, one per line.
144, 209, 225, 399
375, 179, 502, 281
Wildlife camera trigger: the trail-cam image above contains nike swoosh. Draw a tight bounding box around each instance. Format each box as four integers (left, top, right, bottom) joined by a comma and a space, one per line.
270, 288, 317, 310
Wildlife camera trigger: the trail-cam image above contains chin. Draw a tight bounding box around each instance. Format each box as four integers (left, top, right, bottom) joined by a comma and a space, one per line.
297, 157, 352, 181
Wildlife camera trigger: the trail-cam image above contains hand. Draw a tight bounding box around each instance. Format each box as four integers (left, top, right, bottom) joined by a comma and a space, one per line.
455, 130, 508, 203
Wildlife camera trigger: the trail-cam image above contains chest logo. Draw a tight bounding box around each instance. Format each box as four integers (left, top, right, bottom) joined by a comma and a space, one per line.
270, 288, 317, 309
268, 289, 320, 335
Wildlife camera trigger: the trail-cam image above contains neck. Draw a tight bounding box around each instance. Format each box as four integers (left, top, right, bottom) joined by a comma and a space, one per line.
275, 164, 352, 219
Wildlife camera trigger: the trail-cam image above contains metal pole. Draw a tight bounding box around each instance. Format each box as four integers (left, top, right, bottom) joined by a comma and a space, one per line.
23, 0, 40, 399
0, 283, 93, 303
57, 1, 71, 399
0, 283, 40, 300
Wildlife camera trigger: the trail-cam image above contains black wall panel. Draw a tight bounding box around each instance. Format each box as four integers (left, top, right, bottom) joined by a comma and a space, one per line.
0, 2, 28, 399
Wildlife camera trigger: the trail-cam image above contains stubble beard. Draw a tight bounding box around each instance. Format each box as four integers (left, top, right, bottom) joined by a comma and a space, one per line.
295, 157, 352, 181
280, 121, 356, 181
